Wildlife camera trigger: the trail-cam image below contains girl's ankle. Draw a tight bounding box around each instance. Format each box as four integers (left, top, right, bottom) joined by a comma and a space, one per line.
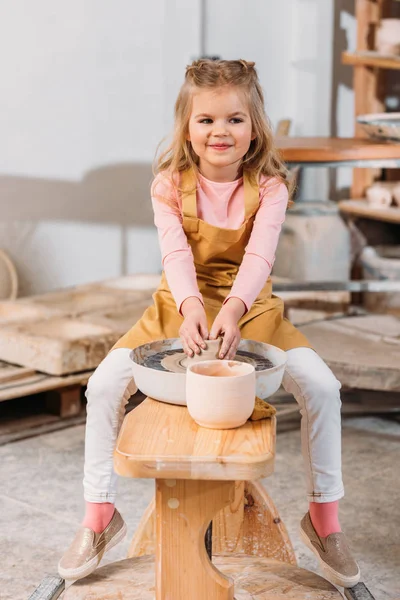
309, 500, 341, 538
82, 501, 115, 533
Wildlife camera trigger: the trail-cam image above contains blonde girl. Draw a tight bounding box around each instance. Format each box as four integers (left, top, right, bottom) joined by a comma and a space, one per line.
59, 59, 360, 589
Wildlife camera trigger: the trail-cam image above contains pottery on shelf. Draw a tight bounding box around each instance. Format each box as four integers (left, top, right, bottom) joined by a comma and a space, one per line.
357, 112, 400, 142
186, 360, 256, 429
366, 184, 393, 208
393, 184, 400, 207
376, 19, 400, 55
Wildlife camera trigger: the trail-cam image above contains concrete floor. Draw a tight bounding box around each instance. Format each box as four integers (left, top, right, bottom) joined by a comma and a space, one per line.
1, 415, 400, 600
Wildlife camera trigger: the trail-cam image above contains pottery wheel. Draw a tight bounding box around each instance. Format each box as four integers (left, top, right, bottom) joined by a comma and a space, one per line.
144, 349, 274, 374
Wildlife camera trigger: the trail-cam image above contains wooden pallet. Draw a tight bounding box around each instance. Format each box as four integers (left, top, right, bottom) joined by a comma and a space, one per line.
0, 360, 93, 445
0, 360, 92, 405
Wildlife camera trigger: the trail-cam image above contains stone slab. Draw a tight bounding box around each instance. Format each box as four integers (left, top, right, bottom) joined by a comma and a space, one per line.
0, 274, 161, 376
271, 276, 351, 309
0, 301, 64, 325
27, 285, 152, 317
95, 273, 161, 292
79, 300, 153, 335
0, 317, 120, 375
301, 314, 400, 391
0, 274, 160, 325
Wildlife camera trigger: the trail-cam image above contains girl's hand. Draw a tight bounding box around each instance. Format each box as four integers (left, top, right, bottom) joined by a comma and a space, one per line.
179, 297, 209, 357
209, 298, 245, 359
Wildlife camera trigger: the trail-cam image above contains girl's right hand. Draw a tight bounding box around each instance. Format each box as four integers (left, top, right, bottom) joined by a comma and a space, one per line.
179, 297, 209, 357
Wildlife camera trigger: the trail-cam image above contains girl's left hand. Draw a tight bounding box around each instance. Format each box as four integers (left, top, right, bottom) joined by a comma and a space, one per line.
209, 298, 245, 359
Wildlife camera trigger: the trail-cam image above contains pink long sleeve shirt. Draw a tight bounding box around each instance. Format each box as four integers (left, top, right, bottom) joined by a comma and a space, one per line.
151, 171, 288, 313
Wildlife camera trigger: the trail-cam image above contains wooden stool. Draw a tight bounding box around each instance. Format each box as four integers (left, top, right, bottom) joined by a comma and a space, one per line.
64, 398, 342, 600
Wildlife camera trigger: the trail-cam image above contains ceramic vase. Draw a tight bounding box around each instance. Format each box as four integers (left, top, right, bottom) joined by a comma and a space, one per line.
376, 19, 400, 55
186, 360, 256, 429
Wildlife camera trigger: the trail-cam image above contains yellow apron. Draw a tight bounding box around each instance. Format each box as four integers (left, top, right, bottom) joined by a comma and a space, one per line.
113, 170, 310, 352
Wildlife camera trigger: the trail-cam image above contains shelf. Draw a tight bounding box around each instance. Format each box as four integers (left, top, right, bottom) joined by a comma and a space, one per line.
276, 137, 400, 165
342, 51, 400, 71
339, 199, 400, 224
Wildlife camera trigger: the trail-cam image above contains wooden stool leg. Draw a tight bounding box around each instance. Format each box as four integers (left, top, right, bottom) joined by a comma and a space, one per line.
156, 479, 235, 600
212, 481, 245, 554
129, 496, 156, 557
129, 480, 296, 565
212, 481, 296, 565
243, 481, 296, 565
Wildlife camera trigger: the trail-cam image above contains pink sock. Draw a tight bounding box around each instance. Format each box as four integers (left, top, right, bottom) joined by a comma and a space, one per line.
309, 500, 341, 538
81, 502, 115, 533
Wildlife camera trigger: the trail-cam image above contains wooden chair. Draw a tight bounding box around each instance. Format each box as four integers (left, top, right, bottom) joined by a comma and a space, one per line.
64, 398, 343, 599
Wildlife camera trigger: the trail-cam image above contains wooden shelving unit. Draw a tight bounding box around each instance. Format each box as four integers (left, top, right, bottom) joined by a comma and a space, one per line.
342, 50, 400, 70
343, 0, 400, 202
338, 199, 400, 223
276, 3, 400, 229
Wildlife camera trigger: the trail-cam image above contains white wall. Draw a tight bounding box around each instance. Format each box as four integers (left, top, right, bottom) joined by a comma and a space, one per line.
1, 1, 354, 296
0, 0, 201, 295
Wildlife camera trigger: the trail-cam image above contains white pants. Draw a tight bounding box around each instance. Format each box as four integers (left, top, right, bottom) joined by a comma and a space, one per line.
83, 347, 344, 504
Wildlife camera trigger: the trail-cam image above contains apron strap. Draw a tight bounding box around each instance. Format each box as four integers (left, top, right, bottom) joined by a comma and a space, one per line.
181, 170, 198, 219
243, 171, 260, 218
181, 168, 260, 220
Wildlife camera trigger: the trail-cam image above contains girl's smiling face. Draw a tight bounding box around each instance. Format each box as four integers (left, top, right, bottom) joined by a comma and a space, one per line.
187, 86, 255, 182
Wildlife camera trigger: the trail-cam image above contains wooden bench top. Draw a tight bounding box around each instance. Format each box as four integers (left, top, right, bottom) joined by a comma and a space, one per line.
276, 137, 400, 163
114, 398, 275, 481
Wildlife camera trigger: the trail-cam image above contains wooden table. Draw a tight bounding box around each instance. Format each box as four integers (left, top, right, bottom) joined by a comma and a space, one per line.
64, 398, 342, 600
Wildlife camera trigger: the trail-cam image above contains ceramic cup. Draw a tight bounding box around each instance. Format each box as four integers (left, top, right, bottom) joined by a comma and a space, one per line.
366, 184, 393, 208
186, 360, 256, 429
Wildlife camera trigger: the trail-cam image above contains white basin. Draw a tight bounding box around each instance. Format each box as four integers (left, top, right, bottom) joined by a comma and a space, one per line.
131, 338, 287, 406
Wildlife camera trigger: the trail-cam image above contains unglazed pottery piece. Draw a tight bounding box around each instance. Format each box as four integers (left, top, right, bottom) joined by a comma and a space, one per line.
130, 338, 287, 405
186, 360, 256, 429
376, 19, 400, 55
357, 112, 400, 142
366, 184, 393, 208
393, 183, 400, 207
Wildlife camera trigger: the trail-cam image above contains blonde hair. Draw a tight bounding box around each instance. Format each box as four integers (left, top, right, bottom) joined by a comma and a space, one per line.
154, 58, 293, 201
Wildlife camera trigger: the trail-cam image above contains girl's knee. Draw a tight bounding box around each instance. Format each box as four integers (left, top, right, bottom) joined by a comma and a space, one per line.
85, 348, 134, 407
302, 370, 342, 413
311, 369, 341, 396
85, 365, 125, 407
85, 368, 112, 404
285, 349, 341, 405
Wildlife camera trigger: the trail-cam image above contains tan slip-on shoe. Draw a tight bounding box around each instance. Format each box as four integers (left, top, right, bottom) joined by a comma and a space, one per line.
58, 509, 127, 580
300, 512, 361, 588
